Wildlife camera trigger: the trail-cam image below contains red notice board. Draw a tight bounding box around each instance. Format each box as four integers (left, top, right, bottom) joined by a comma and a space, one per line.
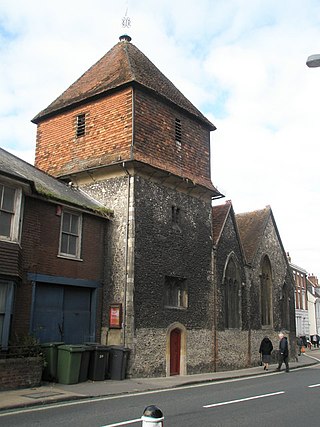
109, 304, 122, 329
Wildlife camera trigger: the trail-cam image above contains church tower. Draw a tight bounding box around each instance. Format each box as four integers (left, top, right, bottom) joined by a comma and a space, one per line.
33, 35, 223, 377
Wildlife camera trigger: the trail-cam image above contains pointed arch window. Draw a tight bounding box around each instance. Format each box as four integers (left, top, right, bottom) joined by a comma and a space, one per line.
224, 256, 241, 329
260, 255, 273, 326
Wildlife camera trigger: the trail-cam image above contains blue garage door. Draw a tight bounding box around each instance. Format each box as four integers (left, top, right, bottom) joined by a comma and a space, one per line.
32, 283, 92, 344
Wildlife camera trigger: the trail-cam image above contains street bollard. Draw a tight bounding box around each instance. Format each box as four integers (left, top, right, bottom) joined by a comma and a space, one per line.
141, 405, 164, 426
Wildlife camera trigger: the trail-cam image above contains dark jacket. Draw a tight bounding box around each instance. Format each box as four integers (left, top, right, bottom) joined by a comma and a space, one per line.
259, 337, 273, 355
279, 337, 289, 357
297, 337, 303, 347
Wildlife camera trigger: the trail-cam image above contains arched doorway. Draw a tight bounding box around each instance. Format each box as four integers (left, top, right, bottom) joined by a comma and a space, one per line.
166, 322, 187, 376
170, 328, 181, 375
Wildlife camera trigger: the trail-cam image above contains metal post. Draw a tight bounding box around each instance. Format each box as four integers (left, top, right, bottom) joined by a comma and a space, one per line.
141, 405, 164, 426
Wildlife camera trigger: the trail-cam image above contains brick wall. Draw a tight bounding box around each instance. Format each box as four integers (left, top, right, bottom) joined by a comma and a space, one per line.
34, 88, 133, 177
0, 357, 43, 391
10, 196, 107, 338
21, 197, 106, 280
134, 89, 213, 189
34, 86, 214, 192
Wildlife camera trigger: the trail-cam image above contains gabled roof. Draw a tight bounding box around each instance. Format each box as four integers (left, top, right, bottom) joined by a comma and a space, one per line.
289, 262, 308, 274
0, 147, 111, 216
32, 36, 215, 129
212, 200, 246, 263
212, 202, 232, 246
235, 206, 271, 264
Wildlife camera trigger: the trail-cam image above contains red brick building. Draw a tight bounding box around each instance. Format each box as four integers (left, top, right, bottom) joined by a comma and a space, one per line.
0, 148, 110, 349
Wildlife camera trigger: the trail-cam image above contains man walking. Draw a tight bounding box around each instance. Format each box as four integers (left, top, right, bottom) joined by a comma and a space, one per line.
276, 332, 289, 372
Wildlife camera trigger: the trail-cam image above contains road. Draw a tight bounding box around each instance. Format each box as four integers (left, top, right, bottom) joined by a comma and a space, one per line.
1, 365, 320, 426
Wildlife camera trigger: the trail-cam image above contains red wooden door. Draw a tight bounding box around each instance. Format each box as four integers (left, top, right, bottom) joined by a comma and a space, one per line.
170, 328, 181, 375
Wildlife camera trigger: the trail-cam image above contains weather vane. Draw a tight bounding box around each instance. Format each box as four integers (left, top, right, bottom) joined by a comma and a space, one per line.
122, 5, 131, 29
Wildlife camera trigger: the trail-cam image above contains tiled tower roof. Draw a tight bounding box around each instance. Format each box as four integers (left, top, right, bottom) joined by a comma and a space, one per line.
33, 35, 215, 129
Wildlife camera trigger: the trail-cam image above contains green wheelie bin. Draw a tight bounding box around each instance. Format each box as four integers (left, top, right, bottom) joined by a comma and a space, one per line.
57, 345, 85, 384
41, 342, 64, 382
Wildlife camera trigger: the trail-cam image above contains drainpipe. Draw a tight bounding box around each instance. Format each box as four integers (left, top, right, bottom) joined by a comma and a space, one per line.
122, 163, 131, 348
212, 247, 218, 371
130, 87, 135, 161
247, 274, 252, 366
121, 87, 135, 347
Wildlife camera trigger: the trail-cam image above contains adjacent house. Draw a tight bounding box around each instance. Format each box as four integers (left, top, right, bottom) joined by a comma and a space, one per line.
0, 148, 111, 350
289, 257, 309, 338
306, 275, 320, 340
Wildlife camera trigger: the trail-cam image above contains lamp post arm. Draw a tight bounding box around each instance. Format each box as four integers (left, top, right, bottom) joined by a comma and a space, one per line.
307, 54, 320, 68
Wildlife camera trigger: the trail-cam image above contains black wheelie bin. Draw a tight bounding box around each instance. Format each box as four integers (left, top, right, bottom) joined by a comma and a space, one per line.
107, 346, 130, 380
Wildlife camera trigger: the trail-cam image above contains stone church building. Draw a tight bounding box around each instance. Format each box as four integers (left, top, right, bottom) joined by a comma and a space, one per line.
29, 35, 295, 377
212, 202, 296, 371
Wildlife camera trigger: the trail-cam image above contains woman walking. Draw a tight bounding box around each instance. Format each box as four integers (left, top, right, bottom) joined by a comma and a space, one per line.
259, 336, 273, 371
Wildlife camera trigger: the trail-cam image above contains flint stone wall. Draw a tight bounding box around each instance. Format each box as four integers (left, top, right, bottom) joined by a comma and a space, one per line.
133, 327, 214, 377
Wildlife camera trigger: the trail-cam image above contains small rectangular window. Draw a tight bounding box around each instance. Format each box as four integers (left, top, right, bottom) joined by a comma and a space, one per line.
59, 210, 82, 258
0, 184, 15, 237
76, 113, 86, 138
175, 118, 181, 143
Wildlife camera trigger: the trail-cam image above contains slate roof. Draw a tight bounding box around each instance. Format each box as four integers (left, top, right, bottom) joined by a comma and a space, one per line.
235, 207, 271, 264
32, 35, 215, 129
0, 147, 110, 216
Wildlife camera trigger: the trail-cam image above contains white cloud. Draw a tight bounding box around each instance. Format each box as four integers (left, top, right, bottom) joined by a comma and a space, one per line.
1, 0, 320, 277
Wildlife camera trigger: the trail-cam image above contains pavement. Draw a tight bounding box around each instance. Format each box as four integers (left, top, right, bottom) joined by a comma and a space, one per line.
1, 348, 320, 413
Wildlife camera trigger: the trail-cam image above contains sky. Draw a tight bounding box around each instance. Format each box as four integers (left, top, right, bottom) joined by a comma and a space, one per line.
1, 0, 320, 278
